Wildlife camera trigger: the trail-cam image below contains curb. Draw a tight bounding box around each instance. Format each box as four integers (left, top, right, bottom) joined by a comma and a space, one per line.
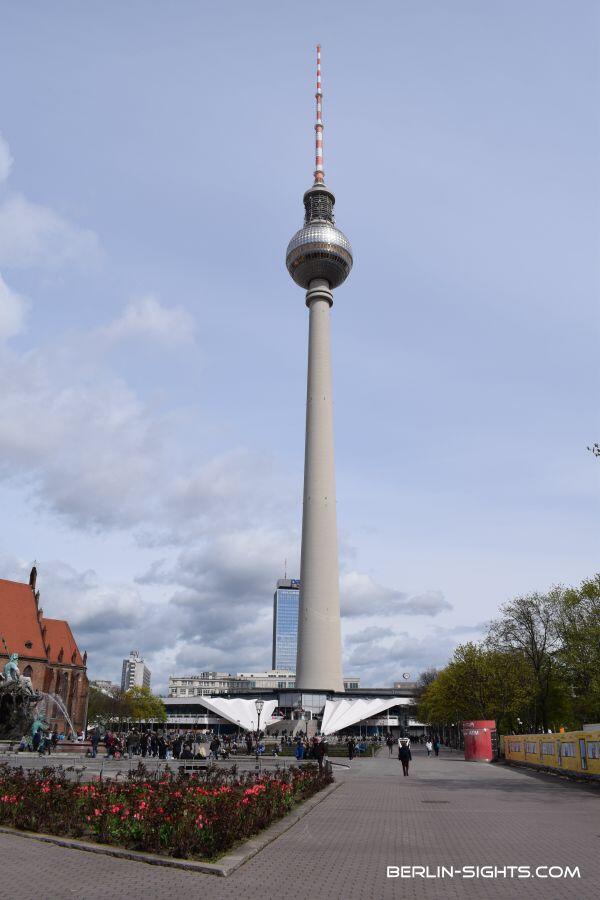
0, 780, 342, 877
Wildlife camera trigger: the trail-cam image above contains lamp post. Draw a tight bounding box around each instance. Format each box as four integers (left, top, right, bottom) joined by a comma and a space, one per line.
255, 699, 265, 771
255, 698, 265, 740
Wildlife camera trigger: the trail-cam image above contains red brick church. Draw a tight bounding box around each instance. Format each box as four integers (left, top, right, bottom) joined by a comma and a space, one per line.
0, 567, 89, 734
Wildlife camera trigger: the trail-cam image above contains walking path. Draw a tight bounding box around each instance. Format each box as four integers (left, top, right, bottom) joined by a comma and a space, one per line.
1, 746, 598, 899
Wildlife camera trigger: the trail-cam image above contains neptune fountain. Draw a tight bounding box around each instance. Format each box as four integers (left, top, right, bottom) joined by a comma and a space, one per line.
0, 646, 43, 741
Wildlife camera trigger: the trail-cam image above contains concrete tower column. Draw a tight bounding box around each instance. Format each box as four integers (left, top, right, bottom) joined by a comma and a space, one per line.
286, 46, 352, 693
296, 278, 344, 691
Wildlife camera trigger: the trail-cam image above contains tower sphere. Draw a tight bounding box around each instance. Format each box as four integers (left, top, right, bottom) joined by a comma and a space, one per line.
286, 220, 353, 290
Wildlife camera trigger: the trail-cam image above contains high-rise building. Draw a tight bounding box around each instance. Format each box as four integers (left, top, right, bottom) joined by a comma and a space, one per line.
285, 46, 353, 691
272, 578, 300, 670
121, 650, 151, 691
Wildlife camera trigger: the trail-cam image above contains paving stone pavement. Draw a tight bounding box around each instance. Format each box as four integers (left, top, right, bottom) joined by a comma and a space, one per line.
1, 746, 598, 900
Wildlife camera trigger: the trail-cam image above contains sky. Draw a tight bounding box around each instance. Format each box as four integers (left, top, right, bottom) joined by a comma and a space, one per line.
0, 1, 598, 693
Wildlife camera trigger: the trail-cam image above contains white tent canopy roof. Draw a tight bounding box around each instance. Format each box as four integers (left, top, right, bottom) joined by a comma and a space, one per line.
198, 696, 280, 732
321, 697, 413, 735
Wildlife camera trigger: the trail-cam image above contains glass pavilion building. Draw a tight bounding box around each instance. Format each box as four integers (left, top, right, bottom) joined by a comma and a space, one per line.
272, 579, 300, 671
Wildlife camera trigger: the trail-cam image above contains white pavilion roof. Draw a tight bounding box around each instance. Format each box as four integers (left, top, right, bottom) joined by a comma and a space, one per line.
320, 697, 413, 735
198, 696, 281, 732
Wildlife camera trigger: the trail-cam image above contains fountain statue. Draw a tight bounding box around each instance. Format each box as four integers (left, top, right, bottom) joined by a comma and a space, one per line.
3, 653, 35, 694
27, 712, 50, 750
0, 642, 42, 741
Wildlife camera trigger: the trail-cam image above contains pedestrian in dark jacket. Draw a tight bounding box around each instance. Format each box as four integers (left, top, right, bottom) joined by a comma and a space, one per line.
398, 740, 412, 776
347, 738, 356, 760
386, 735, 394, 756
316, 739, 328, 772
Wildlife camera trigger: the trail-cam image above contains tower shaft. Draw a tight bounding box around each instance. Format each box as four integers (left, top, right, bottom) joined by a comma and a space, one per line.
296, 278, 344, 691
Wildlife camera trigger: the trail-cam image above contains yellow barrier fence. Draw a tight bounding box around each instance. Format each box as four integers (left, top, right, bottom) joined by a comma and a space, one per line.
503, 730, 600, 778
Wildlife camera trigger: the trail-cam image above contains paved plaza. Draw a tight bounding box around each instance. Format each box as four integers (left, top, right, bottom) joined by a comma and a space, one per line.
1, 746, 598, 900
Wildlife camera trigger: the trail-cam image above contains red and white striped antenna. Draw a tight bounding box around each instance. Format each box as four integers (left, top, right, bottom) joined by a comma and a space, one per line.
314, 44, 324, 184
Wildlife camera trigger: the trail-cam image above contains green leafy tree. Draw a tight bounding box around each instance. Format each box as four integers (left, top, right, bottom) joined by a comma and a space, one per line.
125, 686, 167, 723
419, 643, 537, 734
555, 575, 600, 725
87, 685, 133, 729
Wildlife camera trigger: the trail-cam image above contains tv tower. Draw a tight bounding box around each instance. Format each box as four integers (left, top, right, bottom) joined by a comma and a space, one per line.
286, 46, 353, 692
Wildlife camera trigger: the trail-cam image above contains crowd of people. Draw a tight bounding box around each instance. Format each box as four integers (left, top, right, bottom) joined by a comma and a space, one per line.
87, 728, 265, 761
19, 724, 449, 765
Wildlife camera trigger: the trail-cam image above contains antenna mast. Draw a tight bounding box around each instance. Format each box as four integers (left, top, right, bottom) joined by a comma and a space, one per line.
314, 44, 324, 184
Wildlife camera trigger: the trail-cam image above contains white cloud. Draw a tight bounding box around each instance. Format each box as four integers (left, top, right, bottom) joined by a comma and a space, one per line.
0, 194, 100, 269
0, 274, 27, 340
0, 344, 165, 528
104, 296, 196, 347
0, 133, 12, 183
0, 317, 294, 537
343, 631, 458, 687
341, 571, 452, 617
346, 626, 391, 644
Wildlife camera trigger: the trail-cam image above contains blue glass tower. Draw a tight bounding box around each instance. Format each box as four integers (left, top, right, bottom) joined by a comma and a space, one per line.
272, 579, 300, 671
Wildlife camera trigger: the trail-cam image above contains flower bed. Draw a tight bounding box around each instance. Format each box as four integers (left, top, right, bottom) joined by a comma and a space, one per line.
0, 762, 333, 860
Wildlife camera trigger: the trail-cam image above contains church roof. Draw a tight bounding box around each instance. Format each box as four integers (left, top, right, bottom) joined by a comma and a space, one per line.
0, 575, 85, 668
0, 578, 47, 660
44, 618, 84, 666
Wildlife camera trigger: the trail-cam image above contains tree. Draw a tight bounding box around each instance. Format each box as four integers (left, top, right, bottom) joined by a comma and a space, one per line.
125, 686, 167, 724
87, 685, 133, 729
487, 591, 562, 730
418, 643, 537, 734
419, 576, 599, 735
554, 575, 600, 725
416, 668, 439, 694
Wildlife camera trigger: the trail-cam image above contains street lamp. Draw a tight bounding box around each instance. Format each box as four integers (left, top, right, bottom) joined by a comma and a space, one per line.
255, 699, 265, 770
255, 698, 265, 742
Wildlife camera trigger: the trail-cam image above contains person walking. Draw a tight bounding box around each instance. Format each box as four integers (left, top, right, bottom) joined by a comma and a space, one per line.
347, 738, 356, 761
398, 740, 412, 776
433, 738, 440, 757
90, 727, 100, 758
316, 738, 328, 772
386, 734, 394, 756
425, 739, 433, 757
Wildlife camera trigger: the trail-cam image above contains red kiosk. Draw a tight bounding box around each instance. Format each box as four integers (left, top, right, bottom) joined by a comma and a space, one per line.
462, 720, 498, 762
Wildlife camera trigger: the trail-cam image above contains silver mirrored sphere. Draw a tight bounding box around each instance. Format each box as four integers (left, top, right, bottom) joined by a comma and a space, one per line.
286, 223, 353, 290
